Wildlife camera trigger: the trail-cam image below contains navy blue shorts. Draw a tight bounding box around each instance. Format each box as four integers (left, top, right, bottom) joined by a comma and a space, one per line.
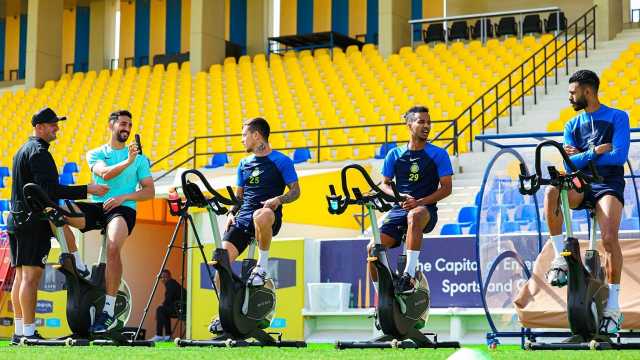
574, 180, 625, 210
379, 206, 438, 248
223, 212, 282, 254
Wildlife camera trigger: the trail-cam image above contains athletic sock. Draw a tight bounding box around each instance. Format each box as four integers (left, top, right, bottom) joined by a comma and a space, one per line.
23, 323, 36, 337
257, 249, 269, 269
606, 283, 621, 311
404, 250, 420, 277
72, 251, 87, 271
550, 235, 565, 257
14, 318, 23, 336
104, 295, 116, 317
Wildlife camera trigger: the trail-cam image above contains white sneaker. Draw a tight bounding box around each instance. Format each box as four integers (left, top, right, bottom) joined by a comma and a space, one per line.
600, 309, 623, 334
150, 335, 165, 342
546, 256, 568, 287
247, 265, 268, 287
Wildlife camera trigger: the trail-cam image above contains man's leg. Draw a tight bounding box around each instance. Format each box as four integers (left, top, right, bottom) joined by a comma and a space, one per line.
11, 267, 23, 337
248, 208, 275, 285
367, 234, 399, 284
596, 195, 624, 333
543, 185, 584, 286
60, 203, 90, 274
93, 217, 129, 333
19, 266, 43, 336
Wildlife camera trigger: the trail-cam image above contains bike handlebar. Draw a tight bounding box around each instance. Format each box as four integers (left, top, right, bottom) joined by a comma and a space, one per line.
181, 169, 239, 215
326, 164, 404, 215
519, 140, 603, 196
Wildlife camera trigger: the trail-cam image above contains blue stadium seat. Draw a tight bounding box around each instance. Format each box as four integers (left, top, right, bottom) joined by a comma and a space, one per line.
204, 153, 228, 169
501, 221, 520, 233
375, 142, 396, 159
486, 206, 510, 223
621, 217, 639, 230
572, 209, 589, 220
468, 223, 477, 235
457, 206, 478, 227
0, 199, 9, 212
440, 223, 463, 235
0, 166, 9, 177
502, 188, 524, 205
59, 172, 75, 185
292, 148, 311, 164
62, 162, 79, 174
514, 204, 537, 223
527, 220, 548, 233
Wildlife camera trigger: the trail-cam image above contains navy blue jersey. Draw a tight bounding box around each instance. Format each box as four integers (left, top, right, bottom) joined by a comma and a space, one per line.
381, 144, 453, 207
564, 104, 630, 180
235, 150, 298, 228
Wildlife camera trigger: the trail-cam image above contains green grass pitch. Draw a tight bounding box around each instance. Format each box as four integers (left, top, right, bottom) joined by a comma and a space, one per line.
3, 341, 640, 359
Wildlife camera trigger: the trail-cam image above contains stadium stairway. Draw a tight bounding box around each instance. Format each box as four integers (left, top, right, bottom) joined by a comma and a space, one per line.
438, 28, 640, 232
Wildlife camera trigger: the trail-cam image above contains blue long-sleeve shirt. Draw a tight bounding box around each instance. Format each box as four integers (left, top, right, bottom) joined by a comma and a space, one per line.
563, 104, 630, 179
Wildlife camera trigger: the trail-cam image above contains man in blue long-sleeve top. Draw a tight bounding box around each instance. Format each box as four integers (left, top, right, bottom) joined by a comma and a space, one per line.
544, 70, 630, 334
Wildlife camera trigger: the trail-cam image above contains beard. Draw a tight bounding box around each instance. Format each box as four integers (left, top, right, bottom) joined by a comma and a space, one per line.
117, 131, 129, 143
570, 97, 588, 111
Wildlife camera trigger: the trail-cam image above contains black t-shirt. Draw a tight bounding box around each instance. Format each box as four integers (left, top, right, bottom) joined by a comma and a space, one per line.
163, 278, 186, 308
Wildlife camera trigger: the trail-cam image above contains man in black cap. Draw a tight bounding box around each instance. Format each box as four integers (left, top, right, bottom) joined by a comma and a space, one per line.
7, 107, 109, 343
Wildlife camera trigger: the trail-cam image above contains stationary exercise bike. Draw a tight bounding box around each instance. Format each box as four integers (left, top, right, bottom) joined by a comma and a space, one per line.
18, 183, 152, 346
326, 164, 460, 349
174, 170, 306, 347
519, 140, 617, 350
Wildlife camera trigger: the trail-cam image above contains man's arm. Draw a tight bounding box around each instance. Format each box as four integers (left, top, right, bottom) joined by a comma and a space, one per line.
92, 144, 139, 180
379, 176, 398, 198
417, 175, 453, 206
595, 113, 630, 166
103, 176, 155, 211
31, 152, 87, 200
262, 181, 300, 210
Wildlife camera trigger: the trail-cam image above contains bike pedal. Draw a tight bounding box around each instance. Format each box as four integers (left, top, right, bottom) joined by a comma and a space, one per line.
52, 264, 62, 270
560, 251, 572, 257
367, 256, 378, 262
207, 261, 218, 266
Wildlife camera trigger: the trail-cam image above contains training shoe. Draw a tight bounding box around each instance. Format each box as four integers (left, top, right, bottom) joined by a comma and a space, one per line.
76, 265, 91, 280
21, 331, 45, 341
546, 256, 569, 287
208, 318, 223, 334
10, 334, 22, 345
247, 265, 268, 287
91, 311, 118, 334
600, 309, 624, 334
396, 273, 417, 294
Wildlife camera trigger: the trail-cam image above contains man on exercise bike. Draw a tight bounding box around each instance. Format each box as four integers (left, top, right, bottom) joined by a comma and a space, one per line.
372, 105, 453, 294
61, 110, 155, 334
545, 70, 630, 334
210, 117, 300, 332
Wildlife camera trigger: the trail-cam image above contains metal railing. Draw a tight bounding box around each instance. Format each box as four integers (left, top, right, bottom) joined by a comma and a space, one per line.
151, 6, 597, 180
151, 120, 456, 181
409, 6, 562, 45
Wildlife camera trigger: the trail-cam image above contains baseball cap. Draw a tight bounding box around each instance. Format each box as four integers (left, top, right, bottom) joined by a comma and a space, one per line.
32, 107, 67, 126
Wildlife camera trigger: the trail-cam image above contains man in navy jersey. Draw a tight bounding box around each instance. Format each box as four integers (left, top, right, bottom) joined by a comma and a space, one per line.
223, 117, 300, 285
544, 70, 630, 334
372, 105, 453, 294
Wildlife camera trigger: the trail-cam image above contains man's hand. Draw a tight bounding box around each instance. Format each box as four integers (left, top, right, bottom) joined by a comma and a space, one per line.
595, 143, 612, 155
402, 195, 419, 210
225, 213, 235, 231
261, 197, 282, 210
103, 195, 125, 212
87, 184, 109, 196
127, 143, 140, 164
564, 145, 579, 156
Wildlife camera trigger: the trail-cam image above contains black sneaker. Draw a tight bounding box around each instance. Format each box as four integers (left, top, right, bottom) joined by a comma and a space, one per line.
10, 334, 22, 345
91, 311, 118, 334
21, 331, 45, 341
396, 273, 416, 294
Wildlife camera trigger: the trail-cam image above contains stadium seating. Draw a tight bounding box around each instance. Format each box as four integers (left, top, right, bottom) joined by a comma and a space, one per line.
548, 41, 640, 131
0, 34, 573, 186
